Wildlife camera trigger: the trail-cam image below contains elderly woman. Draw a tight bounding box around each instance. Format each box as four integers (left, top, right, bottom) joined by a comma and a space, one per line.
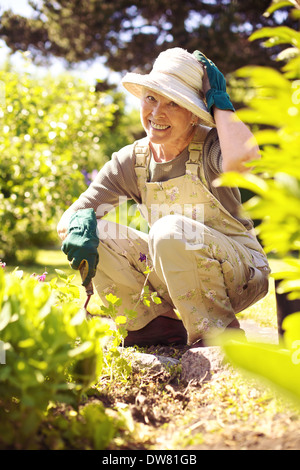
58, 48, 270, 347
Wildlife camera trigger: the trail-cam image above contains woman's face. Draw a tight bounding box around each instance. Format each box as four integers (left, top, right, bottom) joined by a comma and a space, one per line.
140, 89, 196, 148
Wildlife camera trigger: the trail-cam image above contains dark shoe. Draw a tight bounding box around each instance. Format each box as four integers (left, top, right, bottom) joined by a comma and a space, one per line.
124, 316, 187, 347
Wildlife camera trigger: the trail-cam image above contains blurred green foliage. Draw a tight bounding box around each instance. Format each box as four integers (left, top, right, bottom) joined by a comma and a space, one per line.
221, 0, 300, 405
0, 266, 137, 449
0, 61, 142, 262
0, 267, 110, 448
221, 1, 300, 291
223, 312, 300, 406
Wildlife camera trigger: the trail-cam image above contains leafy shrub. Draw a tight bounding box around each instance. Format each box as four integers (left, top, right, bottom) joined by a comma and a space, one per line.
220, 0, 300, 405
0, 63, 129, 262
0, 267, 110, 448
41, 402, 134, 450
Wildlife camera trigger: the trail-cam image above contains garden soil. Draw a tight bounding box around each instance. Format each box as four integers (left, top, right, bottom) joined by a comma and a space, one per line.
93, 320, 300, 451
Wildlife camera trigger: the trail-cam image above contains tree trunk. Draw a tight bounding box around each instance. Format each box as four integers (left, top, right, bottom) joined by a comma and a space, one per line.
275, 279, 300, 337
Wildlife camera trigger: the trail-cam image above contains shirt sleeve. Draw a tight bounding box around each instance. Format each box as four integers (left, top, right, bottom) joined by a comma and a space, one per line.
203, 128, 223, 174
57, 143, 141, 237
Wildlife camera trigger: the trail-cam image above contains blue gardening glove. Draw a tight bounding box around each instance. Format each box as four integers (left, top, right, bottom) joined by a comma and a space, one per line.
62, 208, 99, 287
193, 50, 234, 114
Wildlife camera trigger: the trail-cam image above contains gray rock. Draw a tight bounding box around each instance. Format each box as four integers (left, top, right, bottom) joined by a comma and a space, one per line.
180, 346, 225, 383
119, 348, 180, 373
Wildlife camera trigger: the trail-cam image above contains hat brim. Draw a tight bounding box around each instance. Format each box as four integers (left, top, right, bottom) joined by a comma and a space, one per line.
122, 72, 215, 128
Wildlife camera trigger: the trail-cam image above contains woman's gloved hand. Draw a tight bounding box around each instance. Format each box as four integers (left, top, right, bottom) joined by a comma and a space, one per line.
62, 208, 99, 287
193, 50, 235, 114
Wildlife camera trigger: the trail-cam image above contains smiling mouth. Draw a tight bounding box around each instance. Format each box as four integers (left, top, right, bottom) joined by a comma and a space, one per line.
150, 121, 170, 130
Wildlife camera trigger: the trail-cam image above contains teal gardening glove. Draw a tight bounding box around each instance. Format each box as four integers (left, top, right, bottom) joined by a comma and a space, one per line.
193, 50, 234, 114
62, 208, 99, 287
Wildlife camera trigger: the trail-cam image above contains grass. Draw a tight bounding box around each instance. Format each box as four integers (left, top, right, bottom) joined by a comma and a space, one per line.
6, 247, 75, 279
5, 247, 104, 315
237, 257, 290, 329
238, 268, 277, 328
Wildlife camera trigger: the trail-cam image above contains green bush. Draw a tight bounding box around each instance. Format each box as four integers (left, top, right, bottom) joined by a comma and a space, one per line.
0, 267, 110, 448
219, 0, 300, 296
41, 401, 134, 450
220, 0, 300, 405
0, 62, 130, 262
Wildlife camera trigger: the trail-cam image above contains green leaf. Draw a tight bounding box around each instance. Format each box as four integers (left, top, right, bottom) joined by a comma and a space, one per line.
265, 1, 296, 17
55, 269, 68, 280
143, 266, 152, 275
68, 341, 93, 358
223, 340, 300, 404
282, 312, 300, 349
250, 26, 300, 49
151, 292, 162, 304
70, 308, 86, 325
18, 338, 35, 348
105, 293, 122, 306
117, 326, 128, 338
115, 315, 127, 325
0, 302, 12, 331
124, 308, 137, 320
215, 172, 268, 197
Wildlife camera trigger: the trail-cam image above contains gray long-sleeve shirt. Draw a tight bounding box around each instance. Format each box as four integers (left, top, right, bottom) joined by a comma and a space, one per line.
57, 127, 253, 237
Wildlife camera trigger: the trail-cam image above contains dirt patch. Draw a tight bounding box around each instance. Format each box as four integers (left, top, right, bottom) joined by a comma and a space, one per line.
93, 340, 300, 451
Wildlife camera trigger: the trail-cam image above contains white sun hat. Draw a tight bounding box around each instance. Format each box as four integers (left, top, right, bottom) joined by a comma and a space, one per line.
121, 47, 215, 128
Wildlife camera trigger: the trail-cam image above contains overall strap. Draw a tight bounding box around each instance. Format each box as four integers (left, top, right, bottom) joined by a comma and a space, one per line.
134, 138, 150, 182
186, 129, 208, 188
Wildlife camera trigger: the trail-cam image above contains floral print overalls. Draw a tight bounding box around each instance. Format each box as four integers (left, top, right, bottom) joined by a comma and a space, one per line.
94, 131, 270, 344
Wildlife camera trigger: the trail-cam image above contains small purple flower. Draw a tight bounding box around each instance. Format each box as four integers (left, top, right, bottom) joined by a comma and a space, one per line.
138, 252, 147, 263
0, 260, 6, 269
81, 169, 98, 186
38, 272, 48, 282
90, 169, 98, 181
81, 169, 92, 185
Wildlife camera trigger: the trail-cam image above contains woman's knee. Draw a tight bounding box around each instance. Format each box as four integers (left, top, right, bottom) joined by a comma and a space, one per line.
149, 215, 206, 254
149, 215, 183, 248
